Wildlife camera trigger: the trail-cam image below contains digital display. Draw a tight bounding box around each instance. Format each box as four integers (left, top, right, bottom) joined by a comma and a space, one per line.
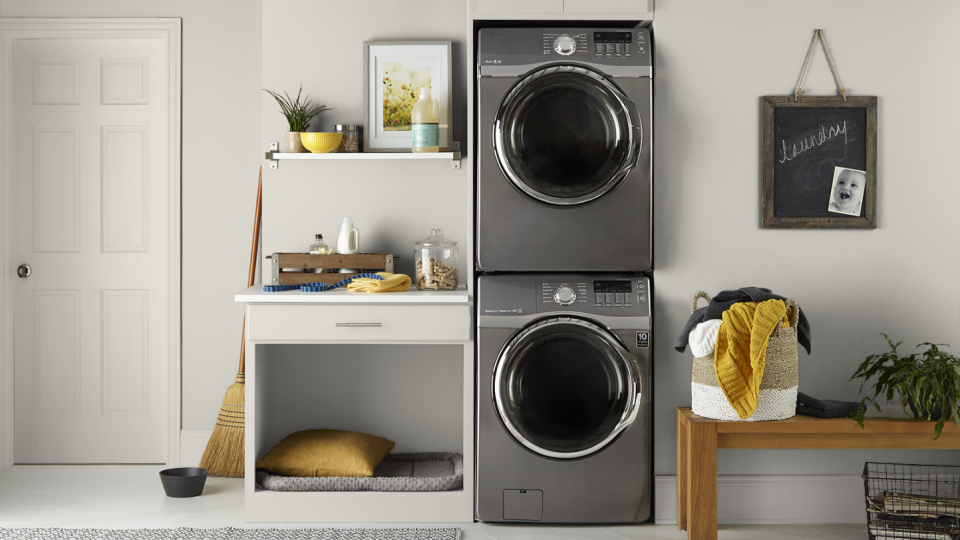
594, 32, 632, 44
594, 280, 632, 293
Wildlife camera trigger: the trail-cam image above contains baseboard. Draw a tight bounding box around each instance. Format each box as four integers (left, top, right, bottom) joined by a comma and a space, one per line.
654, 475, 867, 525
179, 430, 212, 468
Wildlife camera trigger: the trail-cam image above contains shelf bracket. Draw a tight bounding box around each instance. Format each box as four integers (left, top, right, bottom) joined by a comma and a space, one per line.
451, 141, 461, 170
265, 141, 279, 170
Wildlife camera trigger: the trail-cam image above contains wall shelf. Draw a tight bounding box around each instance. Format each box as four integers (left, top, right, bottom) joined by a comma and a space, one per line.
265, 141, 460, 170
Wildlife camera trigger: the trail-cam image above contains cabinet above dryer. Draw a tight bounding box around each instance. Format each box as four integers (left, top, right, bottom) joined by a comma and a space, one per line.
470, 0, 653, 20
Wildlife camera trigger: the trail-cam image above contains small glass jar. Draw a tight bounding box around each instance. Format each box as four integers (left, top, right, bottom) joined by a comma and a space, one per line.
415, 229, 458, 290
333, 124, 359, 153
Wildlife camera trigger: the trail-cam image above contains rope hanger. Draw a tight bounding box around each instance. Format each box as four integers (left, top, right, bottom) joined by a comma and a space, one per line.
794, 29, 847, 102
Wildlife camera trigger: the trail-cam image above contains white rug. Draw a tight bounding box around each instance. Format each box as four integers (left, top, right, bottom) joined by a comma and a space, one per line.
0, 528, 461, 540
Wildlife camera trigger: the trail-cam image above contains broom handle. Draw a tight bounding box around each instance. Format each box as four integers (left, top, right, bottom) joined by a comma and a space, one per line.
239, 168, 263, 375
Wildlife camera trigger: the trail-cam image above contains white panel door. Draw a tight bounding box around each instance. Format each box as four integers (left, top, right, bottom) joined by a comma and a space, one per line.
12, 38, 168, 463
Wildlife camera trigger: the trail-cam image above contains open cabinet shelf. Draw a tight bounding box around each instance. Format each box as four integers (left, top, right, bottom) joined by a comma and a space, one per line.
265, 141, 461, 169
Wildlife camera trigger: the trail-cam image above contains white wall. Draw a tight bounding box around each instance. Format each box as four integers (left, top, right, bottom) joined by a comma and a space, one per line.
652, 0, 960, 475
261, 0, 471, 280
5, 0, 958, 479
0, 0, 263, 433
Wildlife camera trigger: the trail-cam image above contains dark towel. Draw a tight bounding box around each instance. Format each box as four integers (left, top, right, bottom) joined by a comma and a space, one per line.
675, 287, 812, 355
796, 392, 860, 419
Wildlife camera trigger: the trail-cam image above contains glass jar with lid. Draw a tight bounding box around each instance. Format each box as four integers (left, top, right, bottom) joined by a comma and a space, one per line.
333, 124, 359, 153
415, 229, 458, 290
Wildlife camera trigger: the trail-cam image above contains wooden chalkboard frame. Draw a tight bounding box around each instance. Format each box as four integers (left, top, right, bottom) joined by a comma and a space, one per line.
762, 96, 878, 229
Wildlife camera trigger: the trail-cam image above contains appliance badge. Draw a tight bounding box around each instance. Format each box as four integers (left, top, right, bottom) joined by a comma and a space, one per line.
636, 331, 649, 348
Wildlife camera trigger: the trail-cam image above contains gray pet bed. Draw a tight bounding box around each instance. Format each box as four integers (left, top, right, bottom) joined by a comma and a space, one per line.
256, 452, 463, 492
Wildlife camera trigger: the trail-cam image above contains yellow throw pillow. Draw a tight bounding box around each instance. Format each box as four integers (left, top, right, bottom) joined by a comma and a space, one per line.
255, 429, 396, 477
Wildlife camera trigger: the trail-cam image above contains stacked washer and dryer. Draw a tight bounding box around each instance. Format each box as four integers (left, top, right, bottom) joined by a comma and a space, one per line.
475, 26, 654, 523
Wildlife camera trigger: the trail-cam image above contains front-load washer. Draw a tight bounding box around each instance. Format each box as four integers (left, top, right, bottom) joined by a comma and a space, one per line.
476, 274, 652, 523
477, 26, 653, 272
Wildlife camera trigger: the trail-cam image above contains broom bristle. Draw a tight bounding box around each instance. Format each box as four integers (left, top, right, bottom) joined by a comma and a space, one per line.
199, 373, 245, 478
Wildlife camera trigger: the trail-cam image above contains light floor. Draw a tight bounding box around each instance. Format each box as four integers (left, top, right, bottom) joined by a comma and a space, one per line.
0, 465, 868, 539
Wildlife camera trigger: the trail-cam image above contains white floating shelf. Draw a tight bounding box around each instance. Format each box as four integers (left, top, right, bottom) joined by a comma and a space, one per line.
265, 141, 460, 169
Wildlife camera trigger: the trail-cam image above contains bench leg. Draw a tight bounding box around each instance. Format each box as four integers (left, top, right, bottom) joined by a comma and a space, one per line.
686, 421, 718, 540
677, 409, 688, 530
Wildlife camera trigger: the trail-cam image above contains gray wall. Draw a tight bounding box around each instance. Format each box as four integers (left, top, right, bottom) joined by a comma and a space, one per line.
0, 0, 263, 432
653, 0, 960, 475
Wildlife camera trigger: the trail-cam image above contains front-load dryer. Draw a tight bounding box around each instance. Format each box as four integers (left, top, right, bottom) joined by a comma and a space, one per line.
476, 274, 652, 523
477, 27, 653, 272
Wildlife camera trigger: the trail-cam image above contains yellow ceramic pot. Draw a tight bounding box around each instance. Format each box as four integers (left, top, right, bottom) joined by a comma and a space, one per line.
301, 132, 343, 154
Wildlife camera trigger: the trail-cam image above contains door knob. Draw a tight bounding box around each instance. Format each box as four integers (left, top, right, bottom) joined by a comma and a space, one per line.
17, 264, 31, 278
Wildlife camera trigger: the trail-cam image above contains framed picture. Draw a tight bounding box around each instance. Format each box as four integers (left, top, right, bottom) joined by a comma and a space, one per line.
363, 41, 453, 153
761, 96, 878, 229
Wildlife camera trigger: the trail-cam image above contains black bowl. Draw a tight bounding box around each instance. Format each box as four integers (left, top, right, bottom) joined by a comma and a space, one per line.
159, 467, 207, 498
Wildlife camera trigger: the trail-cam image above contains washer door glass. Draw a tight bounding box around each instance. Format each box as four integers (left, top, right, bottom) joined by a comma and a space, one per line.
494, 317, 641, 459
494, 65, 642, 206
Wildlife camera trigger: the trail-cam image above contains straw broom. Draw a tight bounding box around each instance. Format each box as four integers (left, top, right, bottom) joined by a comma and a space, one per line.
199, 168, 262, 478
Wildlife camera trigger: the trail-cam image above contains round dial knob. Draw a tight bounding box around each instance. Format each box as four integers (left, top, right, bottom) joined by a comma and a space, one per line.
554, 286, 576, 305
553, 35, 577, 56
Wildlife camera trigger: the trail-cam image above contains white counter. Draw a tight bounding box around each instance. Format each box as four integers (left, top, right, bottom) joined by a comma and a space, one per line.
235, 284, 471, 304
236, 282, 474, 523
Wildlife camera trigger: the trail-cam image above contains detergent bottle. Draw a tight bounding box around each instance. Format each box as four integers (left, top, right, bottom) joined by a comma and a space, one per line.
411, 87, 439, 153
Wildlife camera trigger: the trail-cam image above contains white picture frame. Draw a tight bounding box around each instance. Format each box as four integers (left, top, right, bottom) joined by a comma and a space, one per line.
363, 41, 453, 152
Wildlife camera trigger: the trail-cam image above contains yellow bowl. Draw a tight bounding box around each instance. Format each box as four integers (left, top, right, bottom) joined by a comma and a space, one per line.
301, 132, 343, 154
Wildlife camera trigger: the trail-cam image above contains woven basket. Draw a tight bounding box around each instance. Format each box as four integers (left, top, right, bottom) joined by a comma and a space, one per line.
689, 291, 799, 421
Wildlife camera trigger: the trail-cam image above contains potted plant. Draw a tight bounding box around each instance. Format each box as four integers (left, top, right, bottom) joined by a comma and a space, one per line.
849, 334, 960, 439
264, 84, 330, 153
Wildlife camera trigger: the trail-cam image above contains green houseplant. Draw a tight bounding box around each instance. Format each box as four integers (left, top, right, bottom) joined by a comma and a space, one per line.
849, 334, 960, 439
264, 84, 330, 153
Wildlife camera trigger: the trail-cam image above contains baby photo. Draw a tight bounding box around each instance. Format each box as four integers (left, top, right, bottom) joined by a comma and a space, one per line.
827, 166, 866, 216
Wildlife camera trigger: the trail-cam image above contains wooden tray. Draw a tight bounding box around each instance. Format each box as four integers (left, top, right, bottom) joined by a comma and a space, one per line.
268, 253, 395, 286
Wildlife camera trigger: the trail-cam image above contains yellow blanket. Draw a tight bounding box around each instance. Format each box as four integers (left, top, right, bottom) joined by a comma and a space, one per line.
346, 272, 411, 293
714, 299, 787, 419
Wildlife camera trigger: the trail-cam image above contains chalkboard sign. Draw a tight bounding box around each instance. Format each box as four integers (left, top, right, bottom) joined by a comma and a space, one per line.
762, 96, 877, 229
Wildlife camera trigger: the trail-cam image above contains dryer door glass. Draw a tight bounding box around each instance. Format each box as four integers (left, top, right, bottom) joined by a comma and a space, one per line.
494, 317, 641, 459
494, 66, 642, 206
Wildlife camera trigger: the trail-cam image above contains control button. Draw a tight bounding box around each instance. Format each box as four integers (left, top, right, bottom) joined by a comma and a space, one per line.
554, 285, 576, 305
614, 303, 624, 308
637, 281, 645, 290
625, 303, 633, 308
638, 294, 646, 303
554, 35, 577, 56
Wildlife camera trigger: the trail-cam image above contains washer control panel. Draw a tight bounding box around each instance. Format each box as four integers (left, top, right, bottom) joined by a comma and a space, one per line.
594, 279, 647, 309
483, 275, 650, 317
541, 281, 588, 306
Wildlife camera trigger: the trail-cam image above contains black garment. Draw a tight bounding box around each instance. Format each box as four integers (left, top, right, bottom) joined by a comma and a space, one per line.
675, 287, 812, 355
796, 392, 860, 419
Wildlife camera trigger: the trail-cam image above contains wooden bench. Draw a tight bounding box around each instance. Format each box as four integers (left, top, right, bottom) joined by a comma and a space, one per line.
676, 407, 960, 540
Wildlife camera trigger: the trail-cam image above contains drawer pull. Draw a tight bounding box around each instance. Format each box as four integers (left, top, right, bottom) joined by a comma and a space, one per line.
335, 322, 383, 328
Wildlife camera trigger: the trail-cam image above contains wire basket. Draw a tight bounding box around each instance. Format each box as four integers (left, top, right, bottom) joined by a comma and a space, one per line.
863, 462, 960, 540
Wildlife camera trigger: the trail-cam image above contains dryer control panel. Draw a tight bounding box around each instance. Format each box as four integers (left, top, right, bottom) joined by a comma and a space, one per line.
479, 27, 652, 75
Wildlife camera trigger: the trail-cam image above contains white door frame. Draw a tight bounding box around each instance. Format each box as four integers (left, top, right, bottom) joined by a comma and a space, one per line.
0, 18, 182, 467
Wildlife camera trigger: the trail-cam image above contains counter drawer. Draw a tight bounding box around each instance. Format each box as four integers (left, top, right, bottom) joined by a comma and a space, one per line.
246, 304, 472, 342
